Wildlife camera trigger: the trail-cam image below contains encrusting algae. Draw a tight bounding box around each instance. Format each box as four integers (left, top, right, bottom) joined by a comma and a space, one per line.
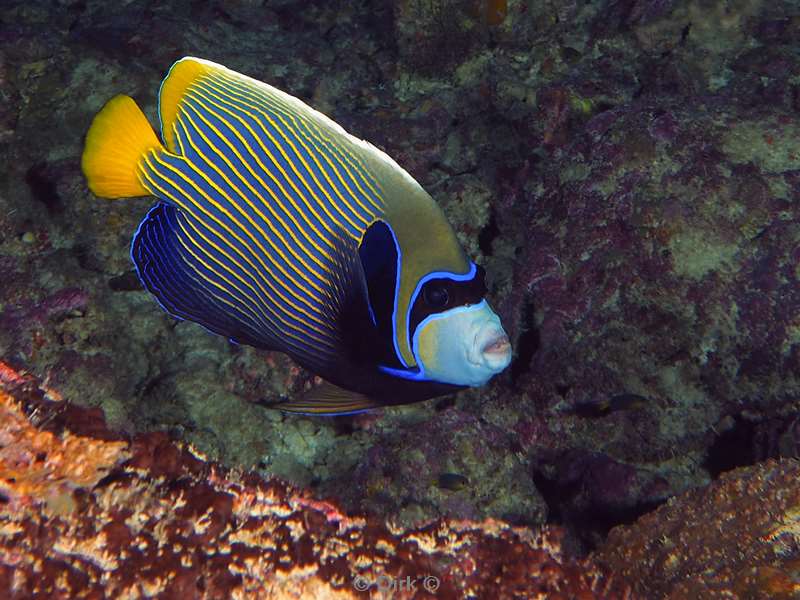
0, 377, 128, 516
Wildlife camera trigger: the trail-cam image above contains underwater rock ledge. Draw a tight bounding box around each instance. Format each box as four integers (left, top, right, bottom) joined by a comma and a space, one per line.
4, 364, 799, 598
0, 364, 629, 600
594, 457, 800, 599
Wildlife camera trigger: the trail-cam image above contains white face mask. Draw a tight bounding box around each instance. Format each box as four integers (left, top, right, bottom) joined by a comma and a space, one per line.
413, 299, 512, 386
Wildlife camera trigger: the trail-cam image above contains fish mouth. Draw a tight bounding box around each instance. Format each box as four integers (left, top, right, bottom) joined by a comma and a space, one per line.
482, 334, 511, 356
475, 329, 512, 372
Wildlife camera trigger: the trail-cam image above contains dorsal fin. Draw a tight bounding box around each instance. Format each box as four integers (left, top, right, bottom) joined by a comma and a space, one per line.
158, 57, 215, 152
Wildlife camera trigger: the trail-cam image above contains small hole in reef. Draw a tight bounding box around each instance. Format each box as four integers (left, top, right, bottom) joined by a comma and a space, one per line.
72, 243, 98, 272
332, 417, 356, 436
25, 162, 63, 215
703, 415, 758, 477
478, 210, 500, 257
511, 297, 540, 383
109, 270, 143, 292
94, 471, 126, 489
680, 23, 691, 44
532, 466, 665, 552
435, 396, 456, 411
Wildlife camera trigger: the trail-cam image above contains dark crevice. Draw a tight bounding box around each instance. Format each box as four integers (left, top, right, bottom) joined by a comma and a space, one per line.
94, 471, 129, 489
332, 416, 357, 436
109, 270, 143, 292
532, 466, 665, 553
531, 469, 565, 525
435, 396, 457, 412
72, 243, 106, 274
134, 371, 180, 406
594, 101, 615, 113
478, 209, 500, 257
680, 23, 692, 45
703, 415, 758, 477
510, 296, 540, 383
25, 162, 64, 215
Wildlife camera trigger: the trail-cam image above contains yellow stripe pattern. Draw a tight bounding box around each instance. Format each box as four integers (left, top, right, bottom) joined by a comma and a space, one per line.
136, 64, 392, 367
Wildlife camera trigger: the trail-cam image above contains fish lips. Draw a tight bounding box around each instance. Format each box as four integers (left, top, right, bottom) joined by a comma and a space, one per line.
469, 322, 512, 374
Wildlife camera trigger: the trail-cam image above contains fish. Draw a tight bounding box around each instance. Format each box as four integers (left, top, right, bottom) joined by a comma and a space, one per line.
81, 57, 512, 415
436, 472, 470, 491
566, 393, 649, 418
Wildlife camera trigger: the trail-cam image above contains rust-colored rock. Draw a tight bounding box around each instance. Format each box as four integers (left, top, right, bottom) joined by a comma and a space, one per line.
594, 459, 800, 599
0, 381, 128, 517
0, 364, 631, 599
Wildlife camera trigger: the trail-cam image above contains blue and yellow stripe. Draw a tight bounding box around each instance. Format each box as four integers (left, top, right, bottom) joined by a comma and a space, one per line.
82, 57, 471, 380
132, 57, 394, 368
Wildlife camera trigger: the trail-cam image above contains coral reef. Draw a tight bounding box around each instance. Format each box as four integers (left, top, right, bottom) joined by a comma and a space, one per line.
0, 378, 127, 516
332, 407, 548, 526
4, 366, 800, 597
498, 94, 800, 545
0, 0, 798, 558
0, 367, 630, 599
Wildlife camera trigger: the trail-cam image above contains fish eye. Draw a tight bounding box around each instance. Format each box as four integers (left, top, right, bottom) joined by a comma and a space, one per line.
423, 282, 449, 308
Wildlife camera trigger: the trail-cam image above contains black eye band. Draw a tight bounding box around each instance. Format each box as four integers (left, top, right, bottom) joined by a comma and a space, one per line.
409, 265, 488, 339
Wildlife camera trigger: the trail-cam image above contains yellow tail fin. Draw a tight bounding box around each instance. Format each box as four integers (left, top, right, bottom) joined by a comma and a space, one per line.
81, 95, 163, 199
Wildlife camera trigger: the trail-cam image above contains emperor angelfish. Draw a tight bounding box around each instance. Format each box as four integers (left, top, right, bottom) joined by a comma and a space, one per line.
81, 57, 512, 415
